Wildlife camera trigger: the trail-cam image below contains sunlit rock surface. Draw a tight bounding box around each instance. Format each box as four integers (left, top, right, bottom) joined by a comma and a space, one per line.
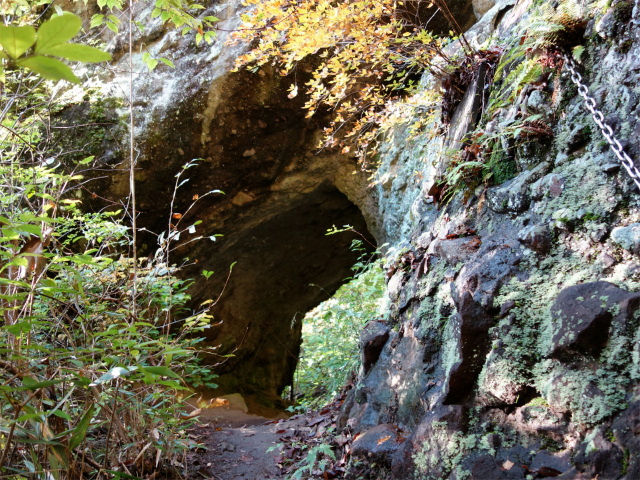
338, 0, 640, 477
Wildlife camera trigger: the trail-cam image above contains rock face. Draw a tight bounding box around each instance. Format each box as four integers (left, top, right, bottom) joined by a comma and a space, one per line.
57, 0, 640, 474
336, 0, 640, 476
56, 0, 483, 403
544, 281, 640, 358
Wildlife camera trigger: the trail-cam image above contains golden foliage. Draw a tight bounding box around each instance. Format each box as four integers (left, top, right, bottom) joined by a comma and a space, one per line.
229, 0, 451, 167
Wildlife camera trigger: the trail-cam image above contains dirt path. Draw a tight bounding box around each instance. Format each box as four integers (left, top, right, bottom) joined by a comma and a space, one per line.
181, 393, 363, 480
183, 395, 304, 480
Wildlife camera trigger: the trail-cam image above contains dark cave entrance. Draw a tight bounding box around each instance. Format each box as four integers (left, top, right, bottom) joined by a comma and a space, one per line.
185, 183, 376, 406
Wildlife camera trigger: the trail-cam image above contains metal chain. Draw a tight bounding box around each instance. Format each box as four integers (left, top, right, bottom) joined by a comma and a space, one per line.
563, 53, 640, 191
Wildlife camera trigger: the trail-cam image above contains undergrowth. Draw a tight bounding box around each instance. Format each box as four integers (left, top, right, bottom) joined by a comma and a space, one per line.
0, 6, 223, 478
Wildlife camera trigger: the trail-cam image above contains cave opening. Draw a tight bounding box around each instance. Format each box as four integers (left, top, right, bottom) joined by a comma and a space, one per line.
184, 182, 377, 409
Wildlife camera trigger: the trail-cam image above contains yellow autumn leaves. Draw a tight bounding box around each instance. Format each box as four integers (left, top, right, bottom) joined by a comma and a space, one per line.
230, 0, 447, 167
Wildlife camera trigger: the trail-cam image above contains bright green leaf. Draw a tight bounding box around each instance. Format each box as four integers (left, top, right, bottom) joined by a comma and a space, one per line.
90, 14, 105, 28
51, 410, 72, 421
7, 256, 28, 268
35, 13, 82, 54
40, 43, 111, 63
16, 56, 80, 83
159, 57, 174, 68
0, 25, 36, 59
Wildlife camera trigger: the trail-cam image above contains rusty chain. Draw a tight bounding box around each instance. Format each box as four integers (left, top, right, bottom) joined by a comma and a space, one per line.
563, 53, 640, 191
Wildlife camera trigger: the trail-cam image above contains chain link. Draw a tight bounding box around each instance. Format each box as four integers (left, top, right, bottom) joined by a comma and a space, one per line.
562, 53, 640, 191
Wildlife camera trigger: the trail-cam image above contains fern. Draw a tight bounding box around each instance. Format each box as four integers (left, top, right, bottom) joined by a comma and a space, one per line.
526, 0, 586, 48
491, 59, 543, 108
489, 0, 584, 110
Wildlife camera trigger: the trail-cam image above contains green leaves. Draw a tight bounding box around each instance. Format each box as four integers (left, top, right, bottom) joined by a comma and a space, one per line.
69, 405, 95, 450
40, 43, 112, 63
22, 377, 64, 390
296, 258, 385, 408
0, 12, 112, 84
34, 13, 81, 54
0, 25, 36, 59
16, 56, 80, 83
141, 365, 180, 378
142, 52, 159, 71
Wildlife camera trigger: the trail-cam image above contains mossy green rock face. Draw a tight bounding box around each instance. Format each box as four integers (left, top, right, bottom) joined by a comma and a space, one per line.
339, 0, 640, 476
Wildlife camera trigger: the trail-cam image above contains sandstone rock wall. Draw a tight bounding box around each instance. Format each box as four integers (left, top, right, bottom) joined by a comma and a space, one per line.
56, 0, 383, 402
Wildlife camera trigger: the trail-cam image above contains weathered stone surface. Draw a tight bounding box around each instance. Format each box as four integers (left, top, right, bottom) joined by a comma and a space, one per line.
517, 224, 551, 253
610, 385, 640, 479
433, 63, 489, 181
469, 455, 526, 479
443, 290, 494, 404
611, 222, 640, 253
361, 321, 391, 375
387, 271, 406, 300
499, 300, 516, 317
597, 251, 616, 268
514, 403, 567, 437
544, 371, 576, 414
433, 236, 481, 265
416, 231, 433, 250
341, 326, 429, 435
477, 347, 527, 406
472, 0, 495, 20
544, 281, 640, 358
526, 90, 553, 123
529, 450, 571, 476
487, 162, 549, 213
336, 0, 640, 476
391, 405, 464, 479
443, 65, 488, 153
351, 424, 405, 464
530, 173, 564, 200
573, 427, 625, 479
589, 223, 609, 243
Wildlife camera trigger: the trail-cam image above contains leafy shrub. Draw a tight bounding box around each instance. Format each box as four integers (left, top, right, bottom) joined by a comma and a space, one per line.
230, 0, 461, 168
0, 158, 219, 478
0, 9, 220, 479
